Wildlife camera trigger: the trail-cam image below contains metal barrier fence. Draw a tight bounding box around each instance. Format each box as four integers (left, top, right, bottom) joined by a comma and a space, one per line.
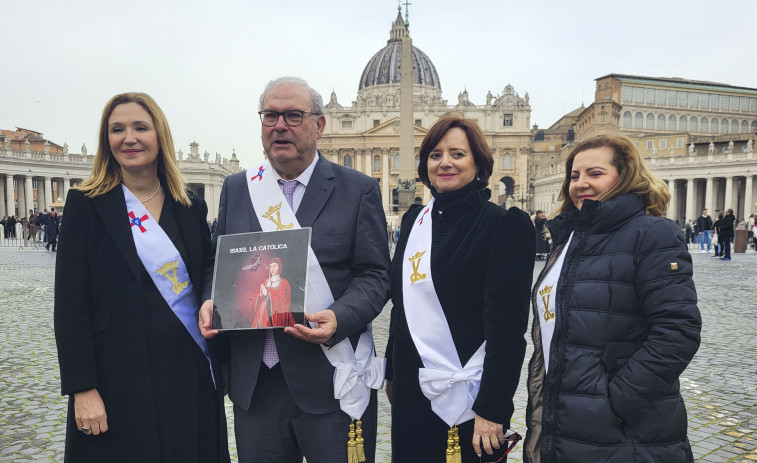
0, 224, 48, 250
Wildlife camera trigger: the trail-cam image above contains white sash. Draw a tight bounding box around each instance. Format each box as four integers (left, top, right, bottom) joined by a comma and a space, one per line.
122, 185, 216, 388
402, 199, 486, 427
245, 162, 384, 420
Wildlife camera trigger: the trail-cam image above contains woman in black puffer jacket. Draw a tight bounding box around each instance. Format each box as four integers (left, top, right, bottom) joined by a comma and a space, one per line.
524, 135, 701, 463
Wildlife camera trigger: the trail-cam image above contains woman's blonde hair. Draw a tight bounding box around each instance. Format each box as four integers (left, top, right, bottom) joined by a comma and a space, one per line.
557, 134, 670, 216
77, 92, 191, 206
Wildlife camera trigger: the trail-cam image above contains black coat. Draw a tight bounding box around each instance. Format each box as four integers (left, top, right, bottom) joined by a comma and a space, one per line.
524, 194, 701, 463
54, 186, 228, 463
386, 187, 535, 462
718, 213, 736, 238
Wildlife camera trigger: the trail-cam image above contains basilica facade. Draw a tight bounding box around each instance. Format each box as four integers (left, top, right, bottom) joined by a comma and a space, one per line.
318, 12, 533, 226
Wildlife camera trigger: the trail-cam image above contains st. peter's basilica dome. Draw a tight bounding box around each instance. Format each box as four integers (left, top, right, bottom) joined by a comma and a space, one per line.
358, 12, 441, 91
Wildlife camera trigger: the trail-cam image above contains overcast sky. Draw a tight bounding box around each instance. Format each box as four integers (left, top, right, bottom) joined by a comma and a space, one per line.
3, 0, 756, 168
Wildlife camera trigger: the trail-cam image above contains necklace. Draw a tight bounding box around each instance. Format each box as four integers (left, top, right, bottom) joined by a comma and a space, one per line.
139, 183, 161, 203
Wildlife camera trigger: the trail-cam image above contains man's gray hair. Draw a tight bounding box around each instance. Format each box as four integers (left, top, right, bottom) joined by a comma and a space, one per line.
258, 77, 324, 115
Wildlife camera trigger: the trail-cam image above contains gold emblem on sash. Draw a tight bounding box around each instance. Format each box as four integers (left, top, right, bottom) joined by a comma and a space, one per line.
262, 202, 294, 231
156, 259, 189, 295
408, 250, 427, 283
539, 284, 554, 322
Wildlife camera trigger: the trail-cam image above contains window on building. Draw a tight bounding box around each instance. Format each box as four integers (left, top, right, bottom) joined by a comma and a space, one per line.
393, 153, 399, 170
503, 114, 513, 127
635, 112, 643, 128
689, 92, 699, 108
669, 115, 676, 130
678, 92, 687, 107
731, 119, 738, 134
667, 91, 676, 106
373, 120, 380, 128
741, 97, 749, 112
634, 87, 644, 103
752, 121, 757, 133
660, 139, 667, 150
414, 119, 422, 127
343, 154, 352, 168
645, 89, 655, 104
699, 93, 709, 109
415, 155, 419, 169
373, 155, 380, 171
600, 114, 606, 123
731, 97, 740, 111
742, 120, 749, 133
622, 87, 633, 102
623, 111, 632, 127
646, 113, 655, 129
647, 140, 654, 150
657, 114, 666, 129
340, 120, 353, 129
711, 118, 718, 133
721, 119, 729, 134
751, 99, 757, 113
677, 138, 684, 149
534, 164, 539, 172
720, 96, 730, 110
503, 153, 512, 169
701, 118, 708, 132
656, 89, 666, 105
710, 94, 719, 109
679, 115, 687, 131
690, 117, 698, 132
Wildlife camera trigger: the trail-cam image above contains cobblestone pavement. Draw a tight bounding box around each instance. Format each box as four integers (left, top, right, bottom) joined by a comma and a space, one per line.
1, 247, 756, 462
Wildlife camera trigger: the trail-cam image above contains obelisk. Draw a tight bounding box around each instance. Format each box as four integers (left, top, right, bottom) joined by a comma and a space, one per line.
397, 9, 416, 216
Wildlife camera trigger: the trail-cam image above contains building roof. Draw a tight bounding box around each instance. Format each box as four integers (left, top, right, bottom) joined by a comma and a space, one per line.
596, 73, 757, 93
358, 12, 441, 91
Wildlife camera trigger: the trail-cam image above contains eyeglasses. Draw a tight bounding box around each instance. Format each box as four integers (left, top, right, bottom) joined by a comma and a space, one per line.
258, 110, 319, 127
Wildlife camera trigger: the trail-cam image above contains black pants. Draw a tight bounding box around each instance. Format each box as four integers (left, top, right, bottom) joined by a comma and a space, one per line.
722, 236, 732, 258
233, 363, 377, 463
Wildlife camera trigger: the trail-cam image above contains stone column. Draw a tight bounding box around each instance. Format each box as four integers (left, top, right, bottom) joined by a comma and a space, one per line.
744, 175, 754, 217
25, 176, 34, 214
6, 175, 16, 216
667, 179, 677, 220
704, 177, 714, 211
44, 177, 53, 209
685, 178, 695, 222
724, 176, 734, 211
62, 178, 71, 205
381, 149, 390, 211
204, 184, 216, 221
0, 176, 5, 217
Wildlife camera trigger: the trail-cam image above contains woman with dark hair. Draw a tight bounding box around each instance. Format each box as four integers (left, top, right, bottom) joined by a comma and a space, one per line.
523, 134, 701, 463
712, 211, 725, 257
718, 209, 736, 260
54, 92, 229, 463
386, 114, 534, 462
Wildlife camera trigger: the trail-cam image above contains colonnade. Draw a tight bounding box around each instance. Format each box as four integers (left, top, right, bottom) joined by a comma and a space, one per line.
0, 174, 77, 218
665, 174, 756, 223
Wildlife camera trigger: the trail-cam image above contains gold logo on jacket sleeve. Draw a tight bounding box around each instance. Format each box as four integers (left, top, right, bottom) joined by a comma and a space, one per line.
408, 250, 427, 283
263, 202, 294, 231
539, 284, 554, 322
156, 259, 189, 295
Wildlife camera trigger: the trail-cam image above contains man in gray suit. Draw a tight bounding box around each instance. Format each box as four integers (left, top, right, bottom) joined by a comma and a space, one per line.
199, 77, 390, 463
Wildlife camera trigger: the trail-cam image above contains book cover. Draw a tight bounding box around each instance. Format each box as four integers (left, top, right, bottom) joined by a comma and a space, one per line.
211, 228, 310, 330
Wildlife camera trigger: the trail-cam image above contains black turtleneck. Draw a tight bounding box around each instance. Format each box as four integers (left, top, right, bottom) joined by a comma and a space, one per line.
429, 181, 489, 256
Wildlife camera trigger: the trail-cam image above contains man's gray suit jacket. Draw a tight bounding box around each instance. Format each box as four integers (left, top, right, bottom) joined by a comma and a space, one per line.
203, 155, 391, 414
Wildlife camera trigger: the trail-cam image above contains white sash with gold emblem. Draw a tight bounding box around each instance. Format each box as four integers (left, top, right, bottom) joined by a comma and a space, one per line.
122, 185, 215, 388
535, 232, 572, 373
245, 162, 384, 421
402, 199, 486, 427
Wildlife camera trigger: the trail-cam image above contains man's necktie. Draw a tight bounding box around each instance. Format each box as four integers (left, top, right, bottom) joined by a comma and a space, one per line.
262, 179, 299, 368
